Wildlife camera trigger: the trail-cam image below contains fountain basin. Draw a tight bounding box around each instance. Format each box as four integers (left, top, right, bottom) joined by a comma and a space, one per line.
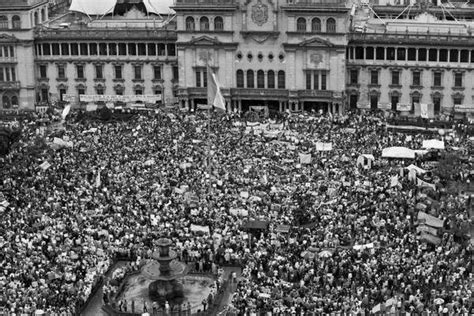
118, 273, 215, 313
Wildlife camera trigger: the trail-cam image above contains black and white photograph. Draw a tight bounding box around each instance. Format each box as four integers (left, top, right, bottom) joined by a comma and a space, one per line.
0, 0, 473, 315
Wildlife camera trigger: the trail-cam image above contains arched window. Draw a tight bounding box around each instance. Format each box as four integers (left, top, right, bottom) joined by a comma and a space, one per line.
296, 18, 306, 32
41, 8, 46, 22
12, 16, 20, 29
277, 71, 285, 89
236, 70, 244, 88
214, 16, 224, 31
185, 17, 195, 31
2, 95, 11, 109
34, 12, 39, 25
0, 16, 8, 29
247, 70, 254, 88
311, 18, 321, 32
267, 70, 275, 89
326, 18, 336, 33
11, 95, 18, 107
200, 17, 209, 31
257, 70, 265, 88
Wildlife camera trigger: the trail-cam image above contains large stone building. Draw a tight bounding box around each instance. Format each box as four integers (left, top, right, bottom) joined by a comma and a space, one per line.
347, 3, 474, 117
0, 0, 49, 109
174, 0, 349, 113
0, 0, 473, 116
33, 0, 177, 108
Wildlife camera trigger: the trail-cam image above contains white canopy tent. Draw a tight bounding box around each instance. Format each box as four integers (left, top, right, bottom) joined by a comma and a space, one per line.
69, 0, 175, 16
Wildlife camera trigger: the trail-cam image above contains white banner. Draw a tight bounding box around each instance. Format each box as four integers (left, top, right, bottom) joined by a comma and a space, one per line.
79, 94, 161, 103
454, 104, 474, 113
396, 103, 411, 112
356, 102, 370, 109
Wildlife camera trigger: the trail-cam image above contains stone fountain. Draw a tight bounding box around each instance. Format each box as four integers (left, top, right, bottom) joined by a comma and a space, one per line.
141, 238, 189, 307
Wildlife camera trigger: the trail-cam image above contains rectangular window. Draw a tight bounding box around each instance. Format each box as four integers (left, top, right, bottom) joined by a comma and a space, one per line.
195, 70, 201, 87
115, 65, 122, 79
0, 46, 3, 57
203, 70, 208, 88
71, 43, 79, 55
450, 49, 458, 63
118, 43, 127, 55
173, 66, 179, 81
128, 43, 136, 55
439, 49, 447, 62
99, 43, 107, 56
41, 88, 49, 102
407, 48, 416, 61
9, 46, 14, 58
78, 88, 85, 96
321, 72, 326, 90
154, 66, 162, 80
11, 67, 15, 81
453, 97, 462, 105
376, 47, 384, 60
157, 44, 166, 56
391, 71, 399, 85
167, 44, 176, 56
433, 72, 442, 87
58, 65, 65, 79
52, 44, 59, 55
61, 43, 69, 55
370, 70, 378, 85
138, 43, 146, 56
109, 43, 117, 55
396, 48, 405, 61
43, 44, 51, 55
350, 69, 358, 84
391, 95, 399, 110
366, 47, 374, 60
59, 89, 66, 100
418, 48, 427, 61
412, 71, 421, 86
0, 68, 4, 81
134, 65, 142, 80
460, 50, 469, 63
429, 49, 437, 62
80, 43, 88, 56
5, 68, 10, 81
454, 73, 463, 87
39, 65, 47, 78
89, 43, 97, 56
387, 47, 395, 60
148, 44, 156, 56
313, 73, 319, 90
95, 65, 103, 79
96, 87, 104, 95
135, 88, 143, 95
306, 72, 311, 90
76, 65, 84, 79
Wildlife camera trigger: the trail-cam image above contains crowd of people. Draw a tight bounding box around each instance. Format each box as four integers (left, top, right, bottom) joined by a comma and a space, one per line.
0, 107, 472, 315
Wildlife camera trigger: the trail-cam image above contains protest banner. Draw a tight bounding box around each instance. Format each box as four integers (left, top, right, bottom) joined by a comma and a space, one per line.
299, 153, 312, 164
417, 211, 444, 228
39, 161, 51, 170
190, 224, 210, 234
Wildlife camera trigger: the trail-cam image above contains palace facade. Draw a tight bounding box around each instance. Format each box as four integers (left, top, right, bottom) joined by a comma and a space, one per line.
0, 0, 472, 116
347, 4, 474, 116
173, 0, 349, 114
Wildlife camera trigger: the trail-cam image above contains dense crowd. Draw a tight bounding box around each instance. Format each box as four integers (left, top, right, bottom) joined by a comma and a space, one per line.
0, 108, 472, 315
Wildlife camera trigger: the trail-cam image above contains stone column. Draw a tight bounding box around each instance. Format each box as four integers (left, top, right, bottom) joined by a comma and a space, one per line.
279, 100, 282, 112
190, 99, 195, 111
238, 100, 242, 113
184, 99, 189, 111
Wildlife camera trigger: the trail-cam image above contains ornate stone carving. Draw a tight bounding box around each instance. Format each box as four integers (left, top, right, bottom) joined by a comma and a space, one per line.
310, 52, 323, 65
251, 0, 268, 26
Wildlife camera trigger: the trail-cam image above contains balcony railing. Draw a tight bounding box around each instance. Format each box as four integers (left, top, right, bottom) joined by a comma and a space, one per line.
35, 28, 177, 40
0, 81, 20, 90
285, 0, 346, 6
349, 30, 473, 43
230, 88, 290, 98
298, 90, 333, 98
175, 0, 237, 5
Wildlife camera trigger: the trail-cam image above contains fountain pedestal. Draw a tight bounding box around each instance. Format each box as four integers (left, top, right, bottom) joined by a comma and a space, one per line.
141, 238, 189, 307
